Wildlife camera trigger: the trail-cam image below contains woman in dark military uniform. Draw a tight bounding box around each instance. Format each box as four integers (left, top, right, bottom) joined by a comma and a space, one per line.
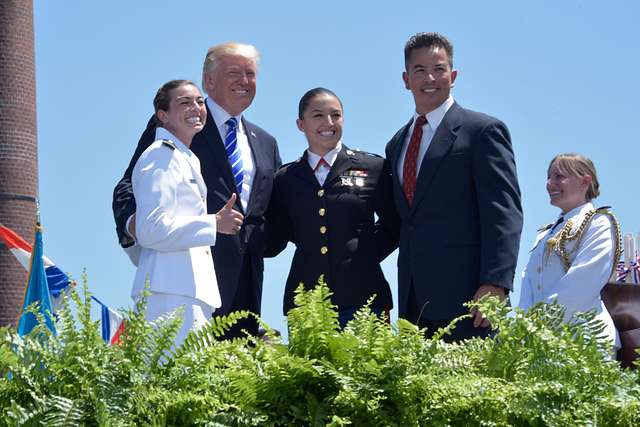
265, 88, 399, 327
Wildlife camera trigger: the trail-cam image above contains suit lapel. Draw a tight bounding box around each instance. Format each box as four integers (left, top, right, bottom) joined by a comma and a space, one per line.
411, 103, 462, 210
388, 119, 413, 213
193, 106, 238, 196
388, 119, 413, 178
182, 151, 207, 199
290, 151, 321, 187
243, 119, 262, 216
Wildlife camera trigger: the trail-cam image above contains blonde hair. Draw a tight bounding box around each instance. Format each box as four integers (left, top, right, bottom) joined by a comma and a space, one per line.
548, 153, 600, 201
201, 42, 260, 89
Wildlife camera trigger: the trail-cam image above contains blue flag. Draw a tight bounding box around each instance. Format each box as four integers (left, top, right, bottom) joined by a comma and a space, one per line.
17, 224, 56, 336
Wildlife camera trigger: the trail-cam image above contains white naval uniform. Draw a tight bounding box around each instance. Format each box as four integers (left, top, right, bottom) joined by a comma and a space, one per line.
519, 202, 620, 349
131, 127, 221, 346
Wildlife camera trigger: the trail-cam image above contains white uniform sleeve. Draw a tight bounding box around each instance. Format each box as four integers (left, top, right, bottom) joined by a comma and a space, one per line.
123, 244, 141, 266
542, 215, 614, 320
132, 145, 217, 252
518, 266, 534, 310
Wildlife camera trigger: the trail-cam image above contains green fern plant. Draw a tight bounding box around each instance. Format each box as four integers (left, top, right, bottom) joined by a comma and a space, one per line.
2, 276, 640, 426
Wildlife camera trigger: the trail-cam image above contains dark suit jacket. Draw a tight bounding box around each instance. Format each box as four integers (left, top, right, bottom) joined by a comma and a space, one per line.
113, 104, 281, 315
385, 102, 523, 320
265, 146, 399, 314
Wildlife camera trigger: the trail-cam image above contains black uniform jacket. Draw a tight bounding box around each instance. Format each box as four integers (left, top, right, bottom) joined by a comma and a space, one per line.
112, 105, 281, 315
265, 145, 399, 314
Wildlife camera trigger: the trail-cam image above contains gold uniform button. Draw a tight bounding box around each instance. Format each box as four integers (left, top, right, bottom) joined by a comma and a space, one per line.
320, 246, 328, 255
317, 189, 325, 197
320, 226, 327, 234
319, 208, 325, 216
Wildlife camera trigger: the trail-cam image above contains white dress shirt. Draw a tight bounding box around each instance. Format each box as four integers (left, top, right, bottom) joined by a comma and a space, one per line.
519, 202, 620, 349
397, 96, 454, 184
207, 98, 255, 212
307, 141, 342, 186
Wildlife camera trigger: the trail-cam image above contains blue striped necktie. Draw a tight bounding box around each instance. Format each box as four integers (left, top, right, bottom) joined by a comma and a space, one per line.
224, 117, 244, 195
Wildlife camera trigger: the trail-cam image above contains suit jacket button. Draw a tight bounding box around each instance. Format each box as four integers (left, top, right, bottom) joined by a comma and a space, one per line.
320, 226, 327, 234
320, 246, 328, 255
317, 189, 325, 197
319, 208, 326, 216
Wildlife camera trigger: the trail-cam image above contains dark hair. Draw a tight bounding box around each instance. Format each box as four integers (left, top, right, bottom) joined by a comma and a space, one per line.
404, 32, 454, 69
548, 153, 600, 201
298, 87, 342, 119
153, 79, 198, 113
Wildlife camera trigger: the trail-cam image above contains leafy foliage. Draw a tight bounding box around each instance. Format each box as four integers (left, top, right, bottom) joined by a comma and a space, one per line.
1, 276, 639, 426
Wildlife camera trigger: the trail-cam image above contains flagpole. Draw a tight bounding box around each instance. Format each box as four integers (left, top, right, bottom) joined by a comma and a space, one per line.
14, 216, 38, 329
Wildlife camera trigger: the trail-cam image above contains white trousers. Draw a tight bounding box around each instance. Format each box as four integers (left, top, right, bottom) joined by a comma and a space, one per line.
139, 292, 215, 348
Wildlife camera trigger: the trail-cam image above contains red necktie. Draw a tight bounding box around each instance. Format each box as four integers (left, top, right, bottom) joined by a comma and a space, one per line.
402, 115, 427, 206
314, 157, 330, 172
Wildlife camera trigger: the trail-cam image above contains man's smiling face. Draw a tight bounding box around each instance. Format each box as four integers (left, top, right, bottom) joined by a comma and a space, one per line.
403, 47, 457, 115
204, 54, 257, 116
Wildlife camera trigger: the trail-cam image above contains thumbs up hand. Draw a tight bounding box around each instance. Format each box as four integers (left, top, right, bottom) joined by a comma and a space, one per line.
216, 193, 244, 235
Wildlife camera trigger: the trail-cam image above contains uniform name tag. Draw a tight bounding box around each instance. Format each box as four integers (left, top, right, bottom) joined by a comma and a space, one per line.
340, 176, 354, 186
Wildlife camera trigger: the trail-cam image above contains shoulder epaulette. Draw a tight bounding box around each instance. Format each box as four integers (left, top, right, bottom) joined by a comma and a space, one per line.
161, 139, 176, 150
354, 148, 383, 158
537, 223, 554, 233
282, 159, 298, 168
595, 205, 612, 214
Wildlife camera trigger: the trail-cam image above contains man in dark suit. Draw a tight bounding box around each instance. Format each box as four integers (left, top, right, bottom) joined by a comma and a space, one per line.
113, 43, 281, 338
385, 32, 523, 341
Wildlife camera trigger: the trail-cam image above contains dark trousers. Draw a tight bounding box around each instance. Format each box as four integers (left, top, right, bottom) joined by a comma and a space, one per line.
338, 305, 389, 329
215, 254, 260, 340
404, 284, 491, 343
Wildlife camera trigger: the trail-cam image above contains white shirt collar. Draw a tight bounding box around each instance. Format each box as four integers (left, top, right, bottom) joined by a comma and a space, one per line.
560, 201, 594, 222
307, 141, 343, 170
206, 97, 244, 134
414, 96, 454, 131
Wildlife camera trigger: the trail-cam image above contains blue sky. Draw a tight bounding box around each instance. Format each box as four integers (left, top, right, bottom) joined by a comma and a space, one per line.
33, 1, 640, 335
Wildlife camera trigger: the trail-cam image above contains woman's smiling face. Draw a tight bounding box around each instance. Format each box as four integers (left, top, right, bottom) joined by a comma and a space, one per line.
296, 93, 344, 157
546, 160, 591, 214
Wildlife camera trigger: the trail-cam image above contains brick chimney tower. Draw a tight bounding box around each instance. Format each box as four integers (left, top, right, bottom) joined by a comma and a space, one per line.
0, 0, 38, 326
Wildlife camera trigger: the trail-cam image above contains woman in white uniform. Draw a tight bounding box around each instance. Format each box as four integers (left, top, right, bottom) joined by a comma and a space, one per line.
131, 80, 243, 346
519, 153, 620, 351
